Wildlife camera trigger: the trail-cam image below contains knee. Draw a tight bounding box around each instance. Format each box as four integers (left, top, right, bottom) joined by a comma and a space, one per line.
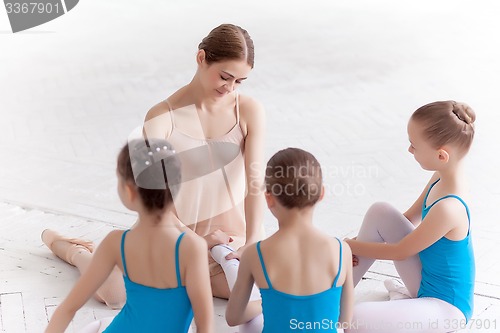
100, 286, 126, 309
368, 201, 394, 214
239, 314, 263, 333
104, 298, 125, 310
365, 202, 397, 221
97, 284, 126, 309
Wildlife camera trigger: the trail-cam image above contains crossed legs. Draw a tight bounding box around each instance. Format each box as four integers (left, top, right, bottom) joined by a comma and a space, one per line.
347, 202, 464, 333
352, 202, 421, 296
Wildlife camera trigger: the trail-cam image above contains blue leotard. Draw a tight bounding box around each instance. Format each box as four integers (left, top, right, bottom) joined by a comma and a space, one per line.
418, 179, 475, 321
103, 231, 193, 332
257, 238, 343, 332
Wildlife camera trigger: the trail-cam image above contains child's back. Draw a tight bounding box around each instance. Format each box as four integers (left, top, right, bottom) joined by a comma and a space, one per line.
103, 226, 203, 332
45, 139, 213, 333
254, 228, 345, 296
102, 140, 212, 333
117, 224, 189, 289
252, 230, 349, 332
226, 147, 353, 332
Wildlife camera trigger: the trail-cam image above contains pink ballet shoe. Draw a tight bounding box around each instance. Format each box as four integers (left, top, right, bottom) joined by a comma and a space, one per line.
41, 229, 94, 266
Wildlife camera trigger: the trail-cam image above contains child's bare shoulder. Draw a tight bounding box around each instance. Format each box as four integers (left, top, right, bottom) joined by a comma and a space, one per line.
179, 231, 207, 254
319, 235, 352, 258
102, 229, 126, 244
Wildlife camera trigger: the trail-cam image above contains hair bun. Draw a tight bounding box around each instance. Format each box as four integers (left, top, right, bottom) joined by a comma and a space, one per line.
452, 101, 476, 125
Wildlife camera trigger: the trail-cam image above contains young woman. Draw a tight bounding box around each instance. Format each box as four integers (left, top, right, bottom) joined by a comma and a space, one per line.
42, 23, 266, 308
226, 148, 354, 332
143, 23, 266, 299
345, 101, 476, 333
45, 139, 213, 333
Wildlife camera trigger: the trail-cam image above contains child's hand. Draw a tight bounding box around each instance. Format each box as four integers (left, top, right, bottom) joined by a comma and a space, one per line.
343, 237, 359, 266
205, 230, 233, 249
225, 244, 248, 261
352, 255, 359, 266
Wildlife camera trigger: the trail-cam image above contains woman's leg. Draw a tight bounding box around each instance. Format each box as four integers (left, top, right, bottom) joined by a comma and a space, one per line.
210, 270, 231, 299
210, 245, 260, 299
42, 230, 126, 309
210, 245, 261, 301
345, 298, 465, 333
211, 245, 263, 333
71, 252, 126, 309
353, 202, 422, 296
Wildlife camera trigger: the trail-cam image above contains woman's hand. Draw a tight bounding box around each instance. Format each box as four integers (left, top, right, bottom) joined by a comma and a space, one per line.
205, 230, 233, 249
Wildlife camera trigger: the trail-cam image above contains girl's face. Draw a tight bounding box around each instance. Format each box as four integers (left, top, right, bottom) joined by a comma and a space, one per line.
198, 55, 252, 98
407, 119, 441, 170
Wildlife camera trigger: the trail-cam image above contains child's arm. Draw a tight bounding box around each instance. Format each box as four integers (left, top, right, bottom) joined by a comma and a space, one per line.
226, 245, 262, 326
403, 172, 440, 225
183, 234, 214, 333
347, 198, 465, 260
45, 231, 121, 333
339, 241, 354, 325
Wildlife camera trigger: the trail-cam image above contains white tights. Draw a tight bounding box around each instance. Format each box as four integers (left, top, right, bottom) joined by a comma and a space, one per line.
77, 317, 113, 333
346, 202, 465, 333
211, 245, 263, 333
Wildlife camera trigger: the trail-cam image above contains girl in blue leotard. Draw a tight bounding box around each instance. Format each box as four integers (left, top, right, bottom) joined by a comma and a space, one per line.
45, 138, 214, 333
226, 148, 354, 332
345, 101, 476, 333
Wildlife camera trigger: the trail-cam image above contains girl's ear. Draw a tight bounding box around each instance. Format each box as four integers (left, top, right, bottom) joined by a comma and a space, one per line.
438, 148, 450, 163
265, 191, 275, 208
318, 185, 326, 202
124, 181, 137, 204
196, 49, 206, 66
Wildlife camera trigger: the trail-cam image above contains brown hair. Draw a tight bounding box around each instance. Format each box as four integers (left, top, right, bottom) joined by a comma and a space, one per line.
265, 148, 323, 209
411, 101, 476, 153
117, 139, 181, 212
198, 23, 255, 68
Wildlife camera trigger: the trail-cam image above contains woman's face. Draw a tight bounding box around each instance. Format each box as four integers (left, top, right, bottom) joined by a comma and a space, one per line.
199, 56, 252, 98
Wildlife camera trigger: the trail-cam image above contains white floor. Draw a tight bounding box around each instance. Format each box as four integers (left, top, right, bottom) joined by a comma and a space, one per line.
0, 1, 499, 332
